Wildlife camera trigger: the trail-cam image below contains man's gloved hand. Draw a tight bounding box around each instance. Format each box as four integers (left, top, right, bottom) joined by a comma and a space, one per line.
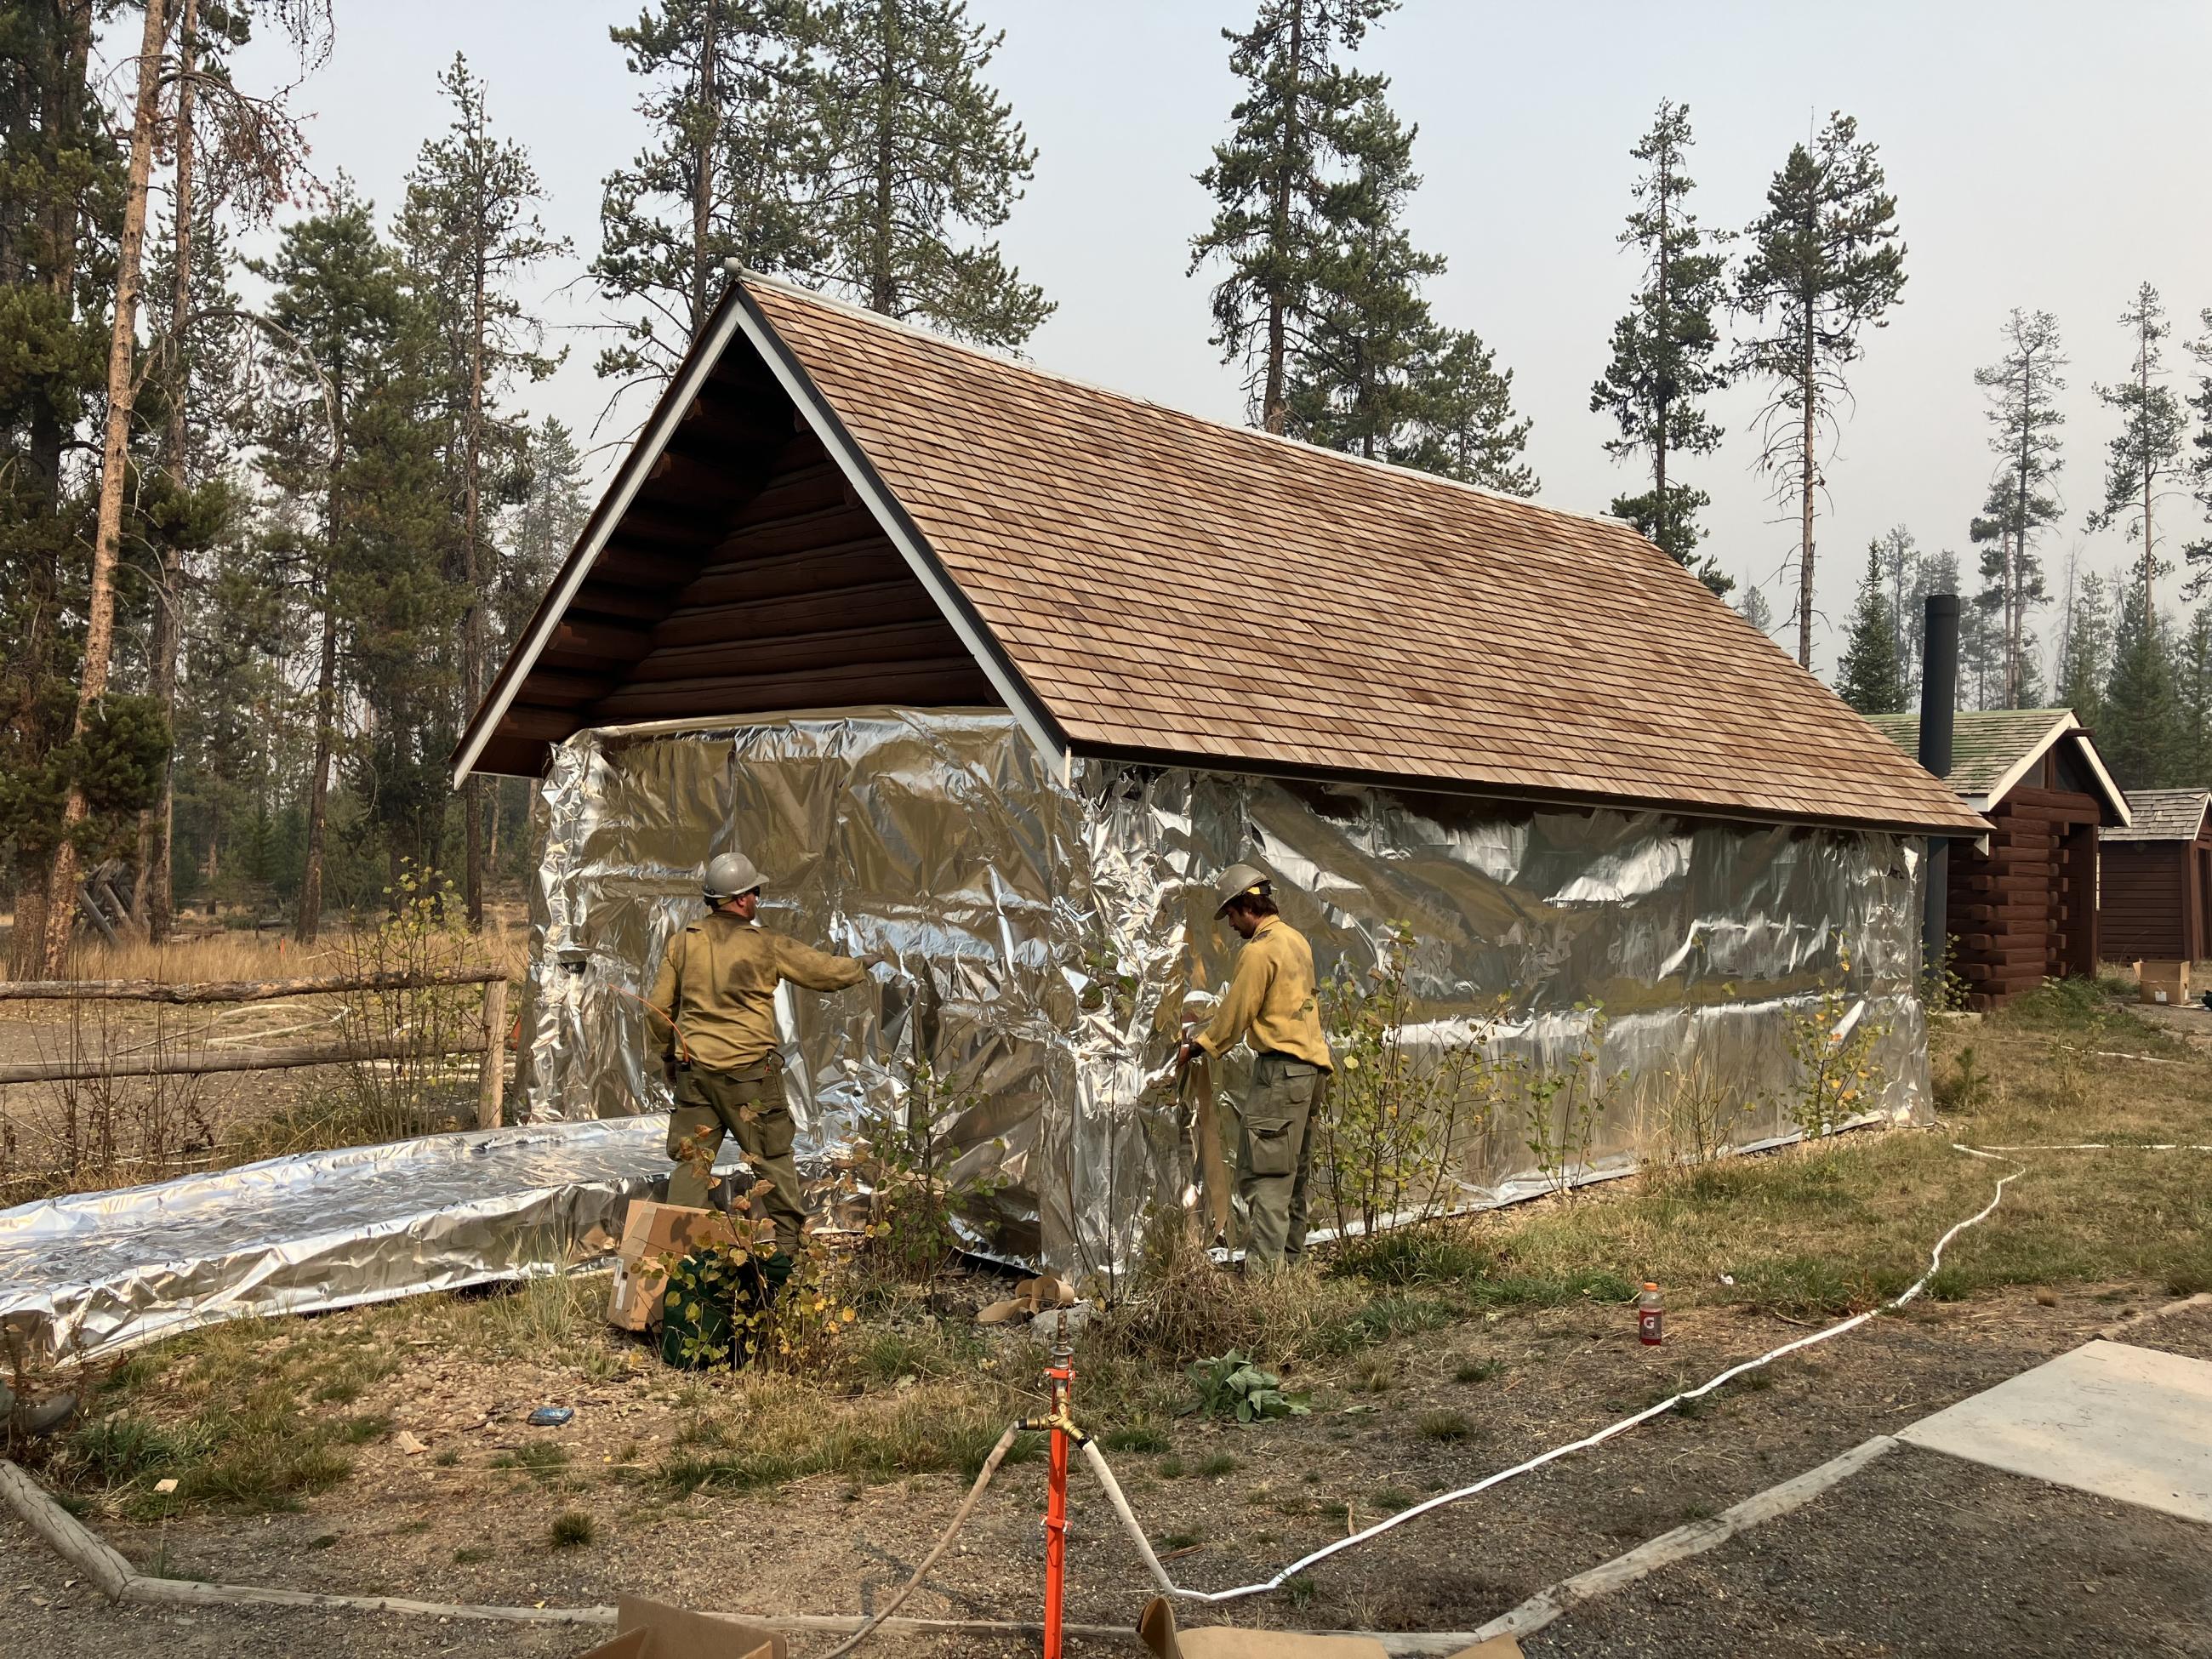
860, 946, 898, 971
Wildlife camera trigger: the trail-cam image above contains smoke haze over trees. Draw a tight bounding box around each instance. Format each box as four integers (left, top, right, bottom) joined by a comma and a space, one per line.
6, 3, 2212, 961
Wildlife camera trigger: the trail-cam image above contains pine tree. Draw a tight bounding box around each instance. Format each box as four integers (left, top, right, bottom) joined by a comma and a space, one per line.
1873, 526, 1922, 693
1970, 309, 2063, 709
1736, 582, 1776, 637
1388, 329, 1537, 494
1591, 99, 1730, 590
251, 191, 410, 941
1280, 90, 1440, 459
1733, 112, 1907, 669
1907, 546, 1964, 708
2181, 311, 2212, 603
0, 0, 117, 974
1274, 83, 1536, 493
37, 0, 177, 972
2102, 600, 2186, 789
1191, 0, 1394, 432
489, 417, 590, 873
591, 0, 815, 395
2056, 569, 2113, 728
1835, 541, 1908, 713
501, 418, 588, 659
398, 54, 567, 926
337, 288, 462, 893
807, 0, 1049, 345
2089, 283, 2186, 630
2179, 606, 2212, 784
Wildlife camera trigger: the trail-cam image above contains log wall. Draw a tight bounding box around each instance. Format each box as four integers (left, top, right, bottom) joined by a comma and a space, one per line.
1947, 784, 2102, 1009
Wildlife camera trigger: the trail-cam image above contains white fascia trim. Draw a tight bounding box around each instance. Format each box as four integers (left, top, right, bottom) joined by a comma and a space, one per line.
726, 294, 1072, 785
1973, 712, 2132, 827
449, 302, 755, 786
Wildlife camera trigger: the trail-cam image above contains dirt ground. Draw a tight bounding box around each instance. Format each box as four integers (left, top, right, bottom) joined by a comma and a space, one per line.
1525, 1441, 2212, 1659
8, 1288, 2208, 1657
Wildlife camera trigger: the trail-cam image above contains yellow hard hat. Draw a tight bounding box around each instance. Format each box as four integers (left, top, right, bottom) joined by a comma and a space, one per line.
1211, 861, 1272, 918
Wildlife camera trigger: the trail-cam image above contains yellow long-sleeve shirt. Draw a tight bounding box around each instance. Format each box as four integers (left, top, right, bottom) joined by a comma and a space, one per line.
646, 911, 866, 1072
1193, 916, 1333, 1069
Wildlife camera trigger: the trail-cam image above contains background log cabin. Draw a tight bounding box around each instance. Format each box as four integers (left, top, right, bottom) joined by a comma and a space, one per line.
2101, 790, 2212, 967
1866, 710, 2131, 1009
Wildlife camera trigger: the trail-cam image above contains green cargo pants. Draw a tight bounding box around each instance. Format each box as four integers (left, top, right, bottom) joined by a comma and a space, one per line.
665, 1060, 809, 1254
1235, 1051, 1324, 1268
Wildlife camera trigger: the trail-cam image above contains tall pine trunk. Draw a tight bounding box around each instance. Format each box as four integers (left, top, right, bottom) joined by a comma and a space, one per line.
869, 6, 894, 312
1652, 149, 1669, 554
461, 173, 488, 928
9, 6, 90, 977
41, 0, 171, 976
135, 0, 200, 942
1261, 0, 1304, 436
689, 0, 718, 338
296, 479, 339, 944
1796, 332, 1816, 670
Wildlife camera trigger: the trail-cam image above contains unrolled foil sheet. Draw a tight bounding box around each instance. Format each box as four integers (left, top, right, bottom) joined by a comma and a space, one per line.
521, 709, 1930, 1285
0, 1118, 755, 1368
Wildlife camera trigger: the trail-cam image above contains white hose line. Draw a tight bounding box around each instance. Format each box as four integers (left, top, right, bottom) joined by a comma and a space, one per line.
1966, 1142, 2212, 1152
818, 1422, 1025, 1659
1093, 1142, 2029, 1605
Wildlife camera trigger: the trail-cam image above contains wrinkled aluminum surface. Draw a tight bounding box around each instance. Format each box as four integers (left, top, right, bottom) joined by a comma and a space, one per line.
0, 1118, 750, 1368
522, 710, 1929, 1282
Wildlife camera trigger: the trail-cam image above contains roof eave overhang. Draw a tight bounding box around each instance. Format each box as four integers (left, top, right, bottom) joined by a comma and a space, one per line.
1066, 738, 1990, 840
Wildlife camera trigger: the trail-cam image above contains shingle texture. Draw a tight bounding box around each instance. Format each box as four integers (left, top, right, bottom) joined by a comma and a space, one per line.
1862, 710, 2073, 804
744, 280, 1981, 833
2106, 789, 2209, 842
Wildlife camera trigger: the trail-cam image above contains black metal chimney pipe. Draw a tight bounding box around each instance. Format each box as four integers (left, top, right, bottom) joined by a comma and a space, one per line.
1918, 594, 1961, 981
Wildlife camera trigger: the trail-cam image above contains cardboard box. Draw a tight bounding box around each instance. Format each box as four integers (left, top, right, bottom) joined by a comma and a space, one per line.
606, 1200, 734, 1333
575, 1595, 785, 1659
1137, 1596, 1519, 1659
2137, 960, 2191, 1006
606, 1256, 670, 1334
619, 1199, 742, 1263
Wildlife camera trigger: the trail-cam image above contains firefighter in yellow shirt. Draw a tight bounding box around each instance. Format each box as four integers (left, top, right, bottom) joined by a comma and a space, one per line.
1177, 864, 1334, 1268
646, 852, 878, 1253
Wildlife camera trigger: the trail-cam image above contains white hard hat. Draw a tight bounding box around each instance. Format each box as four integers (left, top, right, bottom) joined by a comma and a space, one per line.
703, 852, 764, 901
1211, 861, 1272, 918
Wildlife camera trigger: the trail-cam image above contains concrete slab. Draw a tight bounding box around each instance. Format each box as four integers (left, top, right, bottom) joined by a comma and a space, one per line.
1897, 1338, 2212, 1524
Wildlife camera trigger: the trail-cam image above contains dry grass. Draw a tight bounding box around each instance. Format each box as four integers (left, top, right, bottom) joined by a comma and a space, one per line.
1, 909, 530, 996
1, 912, 528, 1205
28, 974, 2209, 1531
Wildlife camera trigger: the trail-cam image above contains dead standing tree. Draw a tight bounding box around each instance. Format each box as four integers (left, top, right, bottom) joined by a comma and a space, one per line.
1732, 112, 1906, 671
39, 0, 324, 971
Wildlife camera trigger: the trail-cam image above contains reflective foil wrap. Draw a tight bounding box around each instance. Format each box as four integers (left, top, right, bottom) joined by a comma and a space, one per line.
0, 1118, 745, 1368
522, 710, 1930, 1282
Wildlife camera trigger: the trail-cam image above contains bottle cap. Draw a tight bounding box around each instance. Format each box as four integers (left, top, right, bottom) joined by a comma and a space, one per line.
1643, 1281, 1658, 1291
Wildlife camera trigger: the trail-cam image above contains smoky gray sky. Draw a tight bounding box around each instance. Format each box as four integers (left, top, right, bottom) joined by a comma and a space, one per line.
222, 0, 2212, 677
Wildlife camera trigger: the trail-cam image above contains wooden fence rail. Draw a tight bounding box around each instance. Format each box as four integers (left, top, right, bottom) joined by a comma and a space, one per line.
0, 968, 505, 1004
0, 970, 511, 1127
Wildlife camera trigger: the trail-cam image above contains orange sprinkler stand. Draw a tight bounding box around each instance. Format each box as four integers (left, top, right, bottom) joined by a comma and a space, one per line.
1041, 1325, 1075, 1659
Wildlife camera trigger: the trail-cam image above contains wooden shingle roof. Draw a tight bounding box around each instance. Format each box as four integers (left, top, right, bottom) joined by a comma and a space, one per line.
2106, 789, 2209, 842
1863, 709, 2129, 823
459, 275, 1984, 835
